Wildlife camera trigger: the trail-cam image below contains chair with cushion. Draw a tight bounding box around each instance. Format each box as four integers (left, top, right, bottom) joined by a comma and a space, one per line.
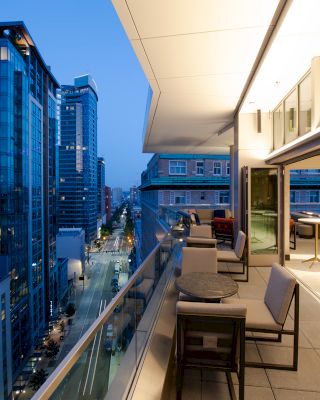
179, 247, 217, 301
212, 217, 234, 246
223, 262, 299, 371
176, 301, 246, 400
217, 231, 247, 282
186, 225, 217, 248
196, 209, 213, 225
181, 247, 217, 275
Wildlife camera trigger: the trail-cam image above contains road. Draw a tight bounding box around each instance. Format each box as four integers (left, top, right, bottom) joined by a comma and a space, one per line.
52, 222, 131, 399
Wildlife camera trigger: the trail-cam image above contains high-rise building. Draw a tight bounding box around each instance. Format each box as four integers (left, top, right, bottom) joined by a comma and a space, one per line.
0, 21, 59, 386
105, 186, 112, 221
112, 187, 123, 207
129, 185, 139, 206
58, 75, 98, 243
97, 157, 106, 220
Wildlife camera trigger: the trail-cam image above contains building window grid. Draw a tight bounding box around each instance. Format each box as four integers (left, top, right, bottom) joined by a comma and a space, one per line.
273, 72, 312, 149
213, 161, 222, 175
169, 160, 187, 175
196, 161, 204, 175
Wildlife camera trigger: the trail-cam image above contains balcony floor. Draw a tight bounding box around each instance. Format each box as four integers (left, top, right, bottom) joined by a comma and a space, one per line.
167, 265, 320, 400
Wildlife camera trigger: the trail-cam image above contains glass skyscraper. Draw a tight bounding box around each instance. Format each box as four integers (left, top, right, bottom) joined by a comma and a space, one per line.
59, 75, 98, 243
0, 22, 59, 394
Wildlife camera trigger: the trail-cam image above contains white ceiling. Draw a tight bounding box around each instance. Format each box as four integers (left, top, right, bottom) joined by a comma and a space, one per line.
112, 0, 280, 154
242, 0, 320, 113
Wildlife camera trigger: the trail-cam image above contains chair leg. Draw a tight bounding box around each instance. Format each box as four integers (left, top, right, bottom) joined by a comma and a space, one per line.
226, 372, 237, 400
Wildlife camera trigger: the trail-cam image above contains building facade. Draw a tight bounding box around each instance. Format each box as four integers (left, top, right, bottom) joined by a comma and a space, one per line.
0, 22, 59, 385
97, 157, 105, 221
290, 169, 320, 213
112, 187, 123, 207
140, 154, 230, 258
58, 75, 98, 243
105, 186, 112, 221
129, 185, 139, 206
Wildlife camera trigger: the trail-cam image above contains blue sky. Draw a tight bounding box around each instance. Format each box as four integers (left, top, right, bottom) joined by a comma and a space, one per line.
1, 0, 152, 190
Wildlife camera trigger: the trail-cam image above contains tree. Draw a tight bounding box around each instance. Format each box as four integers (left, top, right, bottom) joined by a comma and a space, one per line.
65, 302, 76, 317
45, 339, 60, 359
29, 369, 48, 391
59, 320, 65, 333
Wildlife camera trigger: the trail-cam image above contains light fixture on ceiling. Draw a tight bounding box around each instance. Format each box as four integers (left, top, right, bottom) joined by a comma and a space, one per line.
257, 109, 262, 133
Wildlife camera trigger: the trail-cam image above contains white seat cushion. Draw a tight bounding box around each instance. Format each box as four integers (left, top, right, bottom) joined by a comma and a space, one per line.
217, 250, 240, 262
222, 298, 282, 331
190, 225, 212, 238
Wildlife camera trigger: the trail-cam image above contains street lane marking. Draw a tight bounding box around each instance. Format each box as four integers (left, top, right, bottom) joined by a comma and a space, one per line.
82, 299, 103, 395
89, 299, 107, 395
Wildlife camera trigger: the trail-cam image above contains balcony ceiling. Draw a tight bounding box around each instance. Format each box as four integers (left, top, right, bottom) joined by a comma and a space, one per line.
112, 0, 279, 154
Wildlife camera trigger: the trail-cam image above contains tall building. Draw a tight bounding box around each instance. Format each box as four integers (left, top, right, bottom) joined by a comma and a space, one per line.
58, 75, 98, 243
105, 186, 112, 221
112, 187, 123, 207
129, 185, 139, 206
0, 21, 59, 386
139, 154, 230, 258
97, 157, 106, 220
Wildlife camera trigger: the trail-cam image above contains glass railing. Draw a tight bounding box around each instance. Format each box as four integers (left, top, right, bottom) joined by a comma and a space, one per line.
31, 212, 186, 400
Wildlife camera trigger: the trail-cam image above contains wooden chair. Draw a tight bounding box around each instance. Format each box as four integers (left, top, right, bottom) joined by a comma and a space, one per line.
223, 263, 299, 370
176, 301, 246, 400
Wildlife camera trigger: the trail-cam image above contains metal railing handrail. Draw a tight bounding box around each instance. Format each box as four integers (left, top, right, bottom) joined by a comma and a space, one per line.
31, 238, 166, 400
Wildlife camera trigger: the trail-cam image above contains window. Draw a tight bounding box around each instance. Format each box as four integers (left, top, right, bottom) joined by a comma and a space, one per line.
273, 104, 284, 149
299, 74, 311, 135
226, 162, 230, 175
158, 191, 164, 205
309, 191, 319, 203
196, 161, 204, 175
169, 160, 186, 175
200, 191, 205, 200
219, 191, 229, 204
174, 191, 186, 204
290, 191, 300, 203
284, 88, 298, 144
213, 162, 221, 175
306, 169, 320, 174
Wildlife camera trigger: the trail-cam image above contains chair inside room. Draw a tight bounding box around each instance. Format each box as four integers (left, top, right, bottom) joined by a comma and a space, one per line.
179, 247, 217, 301
223, 262, 299, 371
176, 301, 246, 400
217, 230, 248, 282
186, 224, 217, 248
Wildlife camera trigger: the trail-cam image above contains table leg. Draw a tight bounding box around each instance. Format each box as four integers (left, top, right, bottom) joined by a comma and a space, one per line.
302, 224, 320, 267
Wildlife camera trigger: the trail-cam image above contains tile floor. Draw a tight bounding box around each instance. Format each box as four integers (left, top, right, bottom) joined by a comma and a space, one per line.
170, 266, 320, 400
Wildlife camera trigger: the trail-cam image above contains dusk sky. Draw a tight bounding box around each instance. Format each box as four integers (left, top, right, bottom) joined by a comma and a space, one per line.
1, 0, 152, 190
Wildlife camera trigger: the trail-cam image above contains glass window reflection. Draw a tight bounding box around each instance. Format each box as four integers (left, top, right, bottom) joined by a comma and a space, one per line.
299, 74, 311, 135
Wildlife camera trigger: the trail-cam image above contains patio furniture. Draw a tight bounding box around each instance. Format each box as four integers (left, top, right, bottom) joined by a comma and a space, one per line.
181, 247, 217, 275
186, 224, 217, 248
196, 209, 213, 225
298, 217, 320, 265
297, 223, 313, 238
175, 272, 238, 301
176, 301, 246, 400
223, 262, 299, 371
290, 218, 296, 250
178, 247, 217, 301
217, 231, 248, 282
212, 217, 234, 246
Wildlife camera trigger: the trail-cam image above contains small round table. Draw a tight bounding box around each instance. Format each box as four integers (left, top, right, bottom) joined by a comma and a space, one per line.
175, 272, 238, 301
298, 218, 320, 266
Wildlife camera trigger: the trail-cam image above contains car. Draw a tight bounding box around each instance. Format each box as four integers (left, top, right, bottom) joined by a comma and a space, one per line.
116, 260, 120, 263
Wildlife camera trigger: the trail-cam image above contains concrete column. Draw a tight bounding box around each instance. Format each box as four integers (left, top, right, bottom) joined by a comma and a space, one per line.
311, 56, 320, 130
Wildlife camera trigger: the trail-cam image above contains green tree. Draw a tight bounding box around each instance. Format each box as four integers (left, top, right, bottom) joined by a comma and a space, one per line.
65, 303, 76, 317
29, 369, 48, 391
45, 339, 60, 359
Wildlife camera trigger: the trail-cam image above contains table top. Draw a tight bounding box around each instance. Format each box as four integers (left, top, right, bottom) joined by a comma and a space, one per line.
298, 217, 320, 225
175, 272, 238, 300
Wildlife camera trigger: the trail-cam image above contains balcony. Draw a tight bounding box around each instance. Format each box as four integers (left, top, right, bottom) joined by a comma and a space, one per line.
31, 209, 320, 400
